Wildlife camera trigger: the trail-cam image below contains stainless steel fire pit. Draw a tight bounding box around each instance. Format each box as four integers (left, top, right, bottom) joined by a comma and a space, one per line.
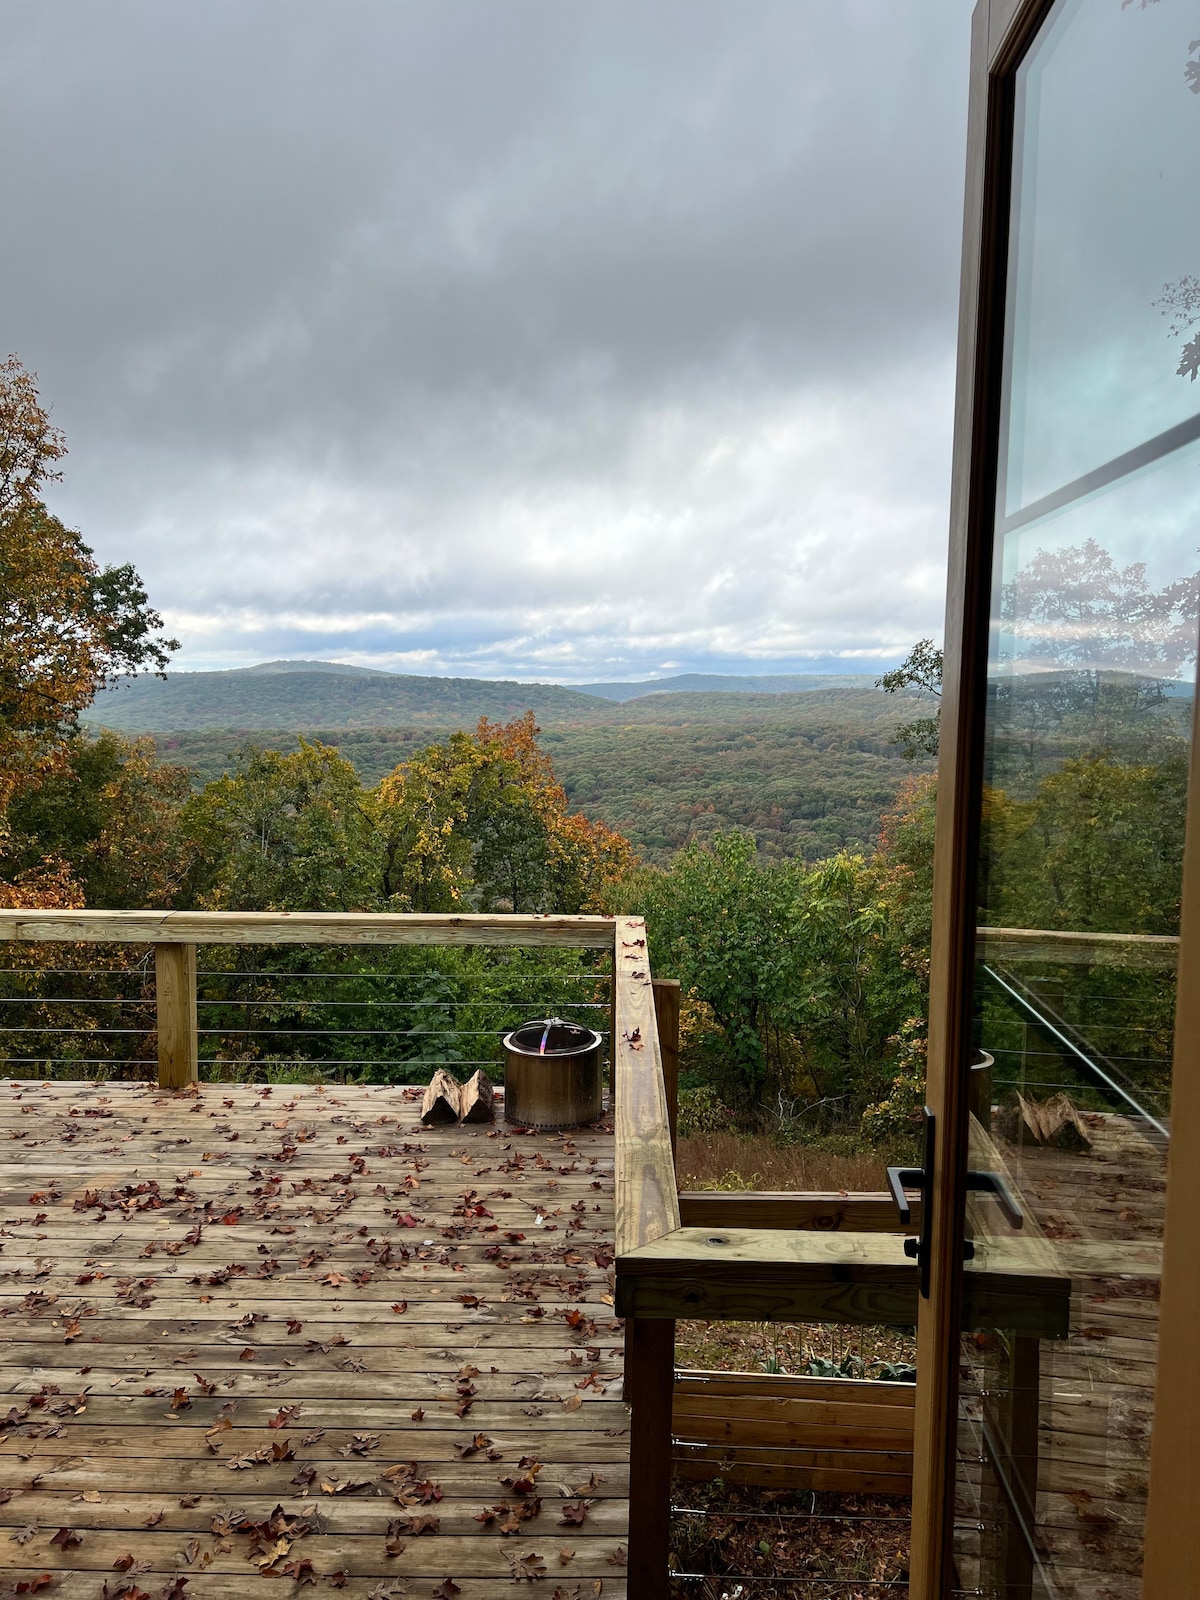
501, 1017, 603, 1129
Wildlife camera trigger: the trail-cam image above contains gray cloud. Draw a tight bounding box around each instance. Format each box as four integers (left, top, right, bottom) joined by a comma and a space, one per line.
1, 0, 970, 678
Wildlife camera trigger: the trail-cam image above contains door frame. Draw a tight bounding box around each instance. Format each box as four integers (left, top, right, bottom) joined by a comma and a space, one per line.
904, 0, 1200, 1591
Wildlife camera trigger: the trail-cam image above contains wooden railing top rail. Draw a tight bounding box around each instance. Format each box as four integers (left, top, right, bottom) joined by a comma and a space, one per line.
678, 1190, 918, 1235
977, 925, 1179, 967
613, 915, 680, 1260
0, 909, 616, 949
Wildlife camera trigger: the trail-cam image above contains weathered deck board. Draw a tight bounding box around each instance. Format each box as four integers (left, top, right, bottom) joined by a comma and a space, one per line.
0, 1079, 629, 1594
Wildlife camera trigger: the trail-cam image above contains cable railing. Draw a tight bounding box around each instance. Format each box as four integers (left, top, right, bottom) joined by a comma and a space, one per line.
982, 961, 1171, 1139
0, 919, 613, 1086
975, 925, 1177, 1145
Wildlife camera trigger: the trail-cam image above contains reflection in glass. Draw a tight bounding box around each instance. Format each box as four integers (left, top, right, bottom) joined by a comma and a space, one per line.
1001, 0, 1200, 517
953, 1, 1200, 1595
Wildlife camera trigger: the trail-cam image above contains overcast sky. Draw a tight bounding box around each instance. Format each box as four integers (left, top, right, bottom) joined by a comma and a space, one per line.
2, 1, 971, 681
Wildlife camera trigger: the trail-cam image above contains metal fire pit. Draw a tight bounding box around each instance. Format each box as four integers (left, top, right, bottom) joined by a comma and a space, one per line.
501, 1017, 603, 1129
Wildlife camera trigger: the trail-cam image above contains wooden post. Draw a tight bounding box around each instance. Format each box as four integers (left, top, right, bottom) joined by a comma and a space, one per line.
1002, 1334, 1039, 1600
625, 1315, 675, 1598
652, 977, 680, 1161
155, 942, 198, 1089
609, 946, 618, 1099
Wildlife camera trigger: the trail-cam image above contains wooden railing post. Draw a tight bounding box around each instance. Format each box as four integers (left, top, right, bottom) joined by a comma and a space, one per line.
625, 1314, 675, 1598
652, 977, 680, 1161
155, 942, 198, 1088
614, 918, 682, 1594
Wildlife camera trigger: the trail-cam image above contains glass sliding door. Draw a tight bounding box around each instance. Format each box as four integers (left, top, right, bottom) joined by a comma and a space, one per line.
950, 2, 1200, 1596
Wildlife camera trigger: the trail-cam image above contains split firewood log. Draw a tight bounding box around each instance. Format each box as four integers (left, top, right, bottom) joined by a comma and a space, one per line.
459, 1068, 496, 1124
420, 1068, 462, 1125
1000, 1090, 1091, 1151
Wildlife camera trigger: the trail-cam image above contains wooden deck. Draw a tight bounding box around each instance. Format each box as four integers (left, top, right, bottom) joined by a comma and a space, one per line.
0, 1079, 630, 1597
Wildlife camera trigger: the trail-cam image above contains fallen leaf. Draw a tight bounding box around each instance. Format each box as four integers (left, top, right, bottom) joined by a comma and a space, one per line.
508, 1549, 548, 1580
203, 1416, 232, 1453
389, 1514, 439, 1538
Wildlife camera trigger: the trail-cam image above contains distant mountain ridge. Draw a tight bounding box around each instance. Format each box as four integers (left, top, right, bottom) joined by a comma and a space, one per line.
226, 659, 399, 677
578, 672, 877, 700
85, 660, 887, 735
87, 667, 607, 733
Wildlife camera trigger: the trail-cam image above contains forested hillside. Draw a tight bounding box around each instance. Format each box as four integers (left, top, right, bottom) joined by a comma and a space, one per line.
87, 659, 889, 732
87, 662, 612, 731
143, 688, 930, 862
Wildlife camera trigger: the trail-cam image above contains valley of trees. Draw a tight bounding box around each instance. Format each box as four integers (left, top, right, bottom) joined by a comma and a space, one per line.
145, 700, 928, 865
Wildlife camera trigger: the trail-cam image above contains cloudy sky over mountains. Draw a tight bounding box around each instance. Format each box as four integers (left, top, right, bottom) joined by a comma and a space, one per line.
3, 1, 971, 680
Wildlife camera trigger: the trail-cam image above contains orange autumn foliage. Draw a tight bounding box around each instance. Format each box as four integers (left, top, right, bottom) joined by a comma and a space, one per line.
0, 356, 178, 904
0, 356, 176, 801
375, 712, 635, 913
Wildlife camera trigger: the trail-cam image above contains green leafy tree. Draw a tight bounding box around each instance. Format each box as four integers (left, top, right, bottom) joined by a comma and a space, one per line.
878, 639, 942, 758
373, 733, 481, 910
374, 714, 633, 914
182, 739, 382, 912
626, 830, 806, 1102
983, 751, 1189, 937
628, 826, 931, 1122
794, 852, 917, 1107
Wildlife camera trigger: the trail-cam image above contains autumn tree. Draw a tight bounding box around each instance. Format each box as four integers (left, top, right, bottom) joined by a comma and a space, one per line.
2, 729, 194, 909
373, 733, 479, 910
0, 356, 177, 900
375, 713, 634, 914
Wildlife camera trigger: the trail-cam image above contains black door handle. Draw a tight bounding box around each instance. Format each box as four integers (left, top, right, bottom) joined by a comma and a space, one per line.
965, 1169, 1023, 1229
886, 1106, 935, 1297
885, 1165, 924, 1227
882, 1118, 1024, 1301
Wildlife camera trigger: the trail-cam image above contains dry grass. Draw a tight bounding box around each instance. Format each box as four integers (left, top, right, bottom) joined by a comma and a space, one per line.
675, 1318, 915, 1376
669, 1481, 910, 1598
676, 1131, 887, 1193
